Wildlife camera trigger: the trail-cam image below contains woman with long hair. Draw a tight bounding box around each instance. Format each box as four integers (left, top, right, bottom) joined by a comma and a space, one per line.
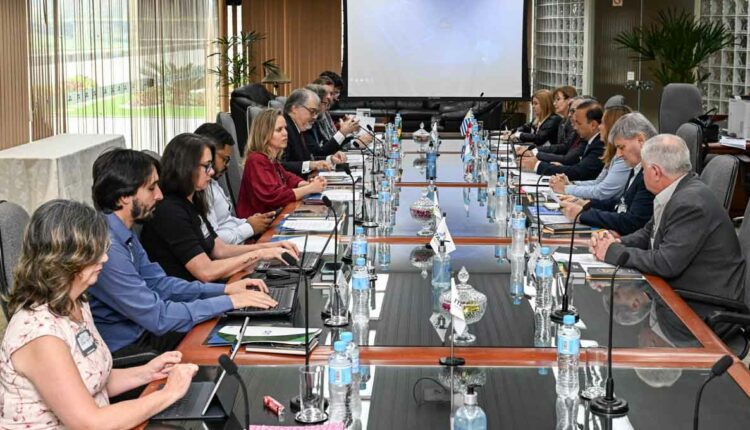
507, 89, 562, 147
140, 133, 299, 282
236, 108, 327, 218
0, 200, 197, 429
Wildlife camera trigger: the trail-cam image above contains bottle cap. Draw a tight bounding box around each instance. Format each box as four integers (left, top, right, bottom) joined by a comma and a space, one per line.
464, 386, 478, 406
356, 257, 366, 266
340, 332, 353, 343
514, 204, 523, 212
355, 226, 364, 235
563, 314, 575, 325
334, 340, 348, 352
540, 247, 550, 256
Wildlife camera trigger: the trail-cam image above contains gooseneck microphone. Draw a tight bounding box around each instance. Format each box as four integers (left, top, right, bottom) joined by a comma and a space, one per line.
218, 354, 250, 430
550, 200, 592, 324
590, 252, 631, 418
322, 196, 339, 286
342, 164, 359, 231
517, 144, 537, 195
693, 355, 733, 430
289, 234, 310, 413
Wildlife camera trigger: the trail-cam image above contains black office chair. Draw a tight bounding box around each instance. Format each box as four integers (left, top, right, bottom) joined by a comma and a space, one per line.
674, 197, 750, 359
0, 200, 30, 320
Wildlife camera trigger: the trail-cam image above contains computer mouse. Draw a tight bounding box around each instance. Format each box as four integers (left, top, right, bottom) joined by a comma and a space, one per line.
266, 268, 290, 280
281, 252, 298, 267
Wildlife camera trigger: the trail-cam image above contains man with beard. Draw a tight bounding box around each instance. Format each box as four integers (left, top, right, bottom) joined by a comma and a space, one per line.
194, 123, 274, 244
88, 148, 277, 357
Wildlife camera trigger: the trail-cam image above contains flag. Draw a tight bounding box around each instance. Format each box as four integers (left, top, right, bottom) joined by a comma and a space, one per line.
459, 108, 474, 136
430, 217, 456, 254
450, 278, 467, 336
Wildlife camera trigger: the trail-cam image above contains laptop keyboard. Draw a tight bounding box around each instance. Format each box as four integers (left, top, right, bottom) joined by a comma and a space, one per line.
240, 287, 295, 312
259, 253, 320, 272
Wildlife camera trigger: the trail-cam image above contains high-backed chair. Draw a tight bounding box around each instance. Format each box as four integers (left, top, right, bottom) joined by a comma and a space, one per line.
675, 122, 703, 174
604, 94, 626, 109
0, 201, 30, 320
658, 84, 703, 134
700, 155, 739, 211
141, 149, 161, 162
245, 105, 265, 143
230, 83, 274, 155
216, 112, 243, 209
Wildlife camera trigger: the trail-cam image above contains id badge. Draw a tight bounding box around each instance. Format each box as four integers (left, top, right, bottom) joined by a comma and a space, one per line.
76, 328, 97, 357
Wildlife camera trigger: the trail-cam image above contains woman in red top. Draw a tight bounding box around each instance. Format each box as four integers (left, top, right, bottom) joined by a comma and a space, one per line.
237, 108, 327, 217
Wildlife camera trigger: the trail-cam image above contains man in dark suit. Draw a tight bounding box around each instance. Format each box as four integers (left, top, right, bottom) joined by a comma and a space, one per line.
281, 88, 345, 177
560, 112, 656, 236
521, 100, 604, 181
591, 134, 745, 317
303, 83, 360, 157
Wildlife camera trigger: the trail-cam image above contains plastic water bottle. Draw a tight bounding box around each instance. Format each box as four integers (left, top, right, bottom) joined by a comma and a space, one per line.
431, 240, 452, 293
496, 177, 508, 236
487, 154, 498, 189
535, 247, 554, 311
377, 242, 391, 272
486, 188, 496, 221
378, 180, 391, 226
395, 113, 403, 138
340, 332, 361, 421
426, 143, 437, 180
510, 253, 525, 305
352, 227, 368, 261
557, 314, 581, 398
510, 205, 526, 256
328, 340, 352, 424
454, 386, 487, 430
351, 258, 370, 325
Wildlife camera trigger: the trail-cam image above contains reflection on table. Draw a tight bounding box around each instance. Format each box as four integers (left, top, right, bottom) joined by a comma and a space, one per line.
145, 364, 750, 430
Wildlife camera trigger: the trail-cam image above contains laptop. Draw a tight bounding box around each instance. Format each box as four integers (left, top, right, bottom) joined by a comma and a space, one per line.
224, 281, 299, 318
255, 229, 335, 274
151, 317, 249, 421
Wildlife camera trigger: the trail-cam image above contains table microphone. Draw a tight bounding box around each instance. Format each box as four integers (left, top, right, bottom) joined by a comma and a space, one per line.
342, 164, 359, 230
322, 196, 340, 286
550, 200, 592, 324
693, 354, 733, 430
590, 252, 631, 418
521, 175, 547, 246
218, 354, 250, 430
289, 234, 310, 413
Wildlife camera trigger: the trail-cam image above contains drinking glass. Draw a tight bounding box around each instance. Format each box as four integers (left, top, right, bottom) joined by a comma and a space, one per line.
295, 365, 327, 423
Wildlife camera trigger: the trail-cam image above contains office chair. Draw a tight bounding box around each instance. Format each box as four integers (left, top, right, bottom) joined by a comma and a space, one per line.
676, 122, 704, 174
216, 112, 243, 210
0, 201, 29, 321
700, 155, 739, 212
658, 84, 703, 134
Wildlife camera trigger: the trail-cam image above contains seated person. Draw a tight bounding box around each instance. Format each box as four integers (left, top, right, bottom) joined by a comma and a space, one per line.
505, 89, 561, 146
280, 88, 345, 177
89, 148, 278, 356
536, 86, 578, 157
311, 75, 374, 150
520, 100, 604, 181
319, 70, 344, 110
304, 83, 358, 157
140, 133, 299, 282
591, 134, 745, 319
560, 112, 656, 236
237, 108, 328, 217
0, 199, 198, 429
194, 123, 274, 244
550, 105, 633, 201
533, 96, 587, 165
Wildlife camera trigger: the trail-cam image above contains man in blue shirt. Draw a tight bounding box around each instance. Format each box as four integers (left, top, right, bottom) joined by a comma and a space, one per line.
89, 148, 278, 357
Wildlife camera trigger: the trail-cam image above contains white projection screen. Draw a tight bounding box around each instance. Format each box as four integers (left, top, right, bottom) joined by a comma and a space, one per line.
344, 0, 529, 100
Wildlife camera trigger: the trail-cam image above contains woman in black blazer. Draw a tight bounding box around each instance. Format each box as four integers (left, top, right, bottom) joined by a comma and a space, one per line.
510, 89, 562, 147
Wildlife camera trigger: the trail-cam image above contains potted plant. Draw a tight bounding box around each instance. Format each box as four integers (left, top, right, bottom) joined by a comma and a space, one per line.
208, 31, 279, 93
614, 8, 734, 85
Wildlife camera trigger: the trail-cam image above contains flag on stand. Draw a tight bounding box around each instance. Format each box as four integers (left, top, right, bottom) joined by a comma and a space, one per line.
459, 108, 474, 137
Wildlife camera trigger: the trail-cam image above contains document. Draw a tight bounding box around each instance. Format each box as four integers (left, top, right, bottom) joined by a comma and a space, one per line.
272, 235, 335, 255
720, 136, 747, 150
540, 215, 572, 225
280, 219, 337, 232
322, 189, 361, 202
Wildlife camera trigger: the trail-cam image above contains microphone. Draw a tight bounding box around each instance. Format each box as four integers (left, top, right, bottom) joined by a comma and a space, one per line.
693, 355, 733, 430
218, 354, 250, 430
322, 195, 340, 289
289, 234, 310, 413
520, 175, 547, 246
517, 144, 537, 195
342, 164, 359, 231
550, 200, 592, 324
590, 252, 631, 418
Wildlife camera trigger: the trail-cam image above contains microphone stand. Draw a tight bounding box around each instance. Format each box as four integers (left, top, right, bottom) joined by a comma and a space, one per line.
693, 355, 733, 430
517, 144, 537, 194
550, 202, 591, 324
521, 176, 546, 246
351, 144, 377, 229
289, 234, 310, 413
322, 196, 346, 327
343, 165, 358, 233
590, 253, 631, 418
218, 354, 250, 430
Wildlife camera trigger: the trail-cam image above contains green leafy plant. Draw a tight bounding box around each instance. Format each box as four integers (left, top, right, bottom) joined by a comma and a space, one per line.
208, 31, 279, 91
614, 8, 734, 86
139, 62, 205, 106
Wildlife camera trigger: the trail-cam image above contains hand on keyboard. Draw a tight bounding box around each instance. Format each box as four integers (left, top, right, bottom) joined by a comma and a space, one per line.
229, 290, 279, 310
162, 363, 199, 403
224, 278, 269, 295
256, 247, 298, 266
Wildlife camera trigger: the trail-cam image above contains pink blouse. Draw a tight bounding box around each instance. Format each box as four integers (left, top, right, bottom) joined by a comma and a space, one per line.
0, 302, 112, 429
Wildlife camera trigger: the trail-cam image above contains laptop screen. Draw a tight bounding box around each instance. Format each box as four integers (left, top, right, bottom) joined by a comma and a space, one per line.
200, 316, 249, 415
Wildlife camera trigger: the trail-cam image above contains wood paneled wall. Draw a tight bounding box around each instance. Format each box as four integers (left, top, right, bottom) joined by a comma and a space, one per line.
0, 1, 30, 149
242, 0, 342, 95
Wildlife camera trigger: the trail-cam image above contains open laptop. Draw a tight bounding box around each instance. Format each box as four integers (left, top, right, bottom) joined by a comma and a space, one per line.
255, 229, 335, 275
151, 317, 249, 421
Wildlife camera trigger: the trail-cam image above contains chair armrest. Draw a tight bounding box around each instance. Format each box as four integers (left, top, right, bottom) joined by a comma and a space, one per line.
112, 351, 157, 368
733, 216, 744, 228
706, 310, 750, 331
674, 289, 749, 313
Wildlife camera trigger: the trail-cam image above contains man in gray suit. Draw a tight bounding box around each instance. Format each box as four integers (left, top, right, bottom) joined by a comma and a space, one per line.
590, 134, 745, 317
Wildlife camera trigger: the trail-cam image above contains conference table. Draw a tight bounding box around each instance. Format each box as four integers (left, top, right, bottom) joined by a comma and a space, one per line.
140, 139, 750, 429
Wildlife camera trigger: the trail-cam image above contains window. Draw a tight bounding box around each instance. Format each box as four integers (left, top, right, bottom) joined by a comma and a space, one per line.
533, 0, 588, 93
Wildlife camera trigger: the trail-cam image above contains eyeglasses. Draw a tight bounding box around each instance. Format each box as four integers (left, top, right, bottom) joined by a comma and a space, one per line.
301, 105, 319, 118
220, 155, 231, 165
199, 161, 214, 173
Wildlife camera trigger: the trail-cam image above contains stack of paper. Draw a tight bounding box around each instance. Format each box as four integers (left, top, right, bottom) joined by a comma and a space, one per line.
218, 326, 323, 356
719, 136, 747, 150
279, 219, 337, 232
271, 235, 335, 255
322, 189, 361, 202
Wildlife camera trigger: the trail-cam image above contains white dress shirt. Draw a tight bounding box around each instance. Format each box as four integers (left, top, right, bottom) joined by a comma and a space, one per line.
206, 179, 255, 244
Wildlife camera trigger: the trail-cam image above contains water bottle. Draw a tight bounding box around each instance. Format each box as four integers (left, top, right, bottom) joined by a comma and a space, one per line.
328, 340, 352, 424
510, 205, 526, 257
555, 395, 579, 430
556, 314, 581, 398
495, 177, 508, 236
351, 258, 370, 325
431, 241, 452, 299
352, 227, 368, 261
378, 180, 391, 226
426, 143, 437, 180
454, 386, 487, 430
535, 247, 554, 311
510, 253, 525, 305
487, 154, 498, 189
430, 121, 440, 145
395, 113, 403, 139
340, 332, 361, 421
486, 188, 496, 221
377, 242, 391, 272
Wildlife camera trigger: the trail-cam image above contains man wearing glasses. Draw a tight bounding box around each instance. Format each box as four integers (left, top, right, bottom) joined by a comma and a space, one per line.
194, 123, 274, 244
281, 88, 347, 177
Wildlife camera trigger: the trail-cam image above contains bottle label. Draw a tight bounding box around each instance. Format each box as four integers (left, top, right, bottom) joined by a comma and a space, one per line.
353, 242, 368, 256
329, 365, 352, 385
512, 217, 526, 229
535, 262, 553, 278
557, 334, 580, 355
352, 275, 369, 291
379, 192, 390, 203
351, 355, 360, 374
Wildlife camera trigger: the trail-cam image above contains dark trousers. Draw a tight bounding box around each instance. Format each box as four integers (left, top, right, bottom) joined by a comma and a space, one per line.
112, 330, 186, 359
